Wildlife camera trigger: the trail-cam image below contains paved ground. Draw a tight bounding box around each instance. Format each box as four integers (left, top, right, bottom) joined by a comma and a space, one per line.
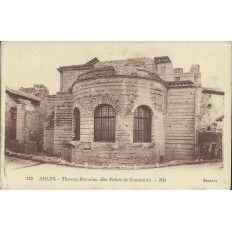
4, 156, 223, 170
5, 157, 43, 170
2, 156, 225, 189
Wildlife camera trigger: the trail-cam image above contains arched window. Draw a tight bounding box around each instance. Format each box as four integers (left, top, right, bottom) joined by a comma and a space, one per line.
133, 106, 151, 142
94, 104, 115, 142
73, 108, 80, 140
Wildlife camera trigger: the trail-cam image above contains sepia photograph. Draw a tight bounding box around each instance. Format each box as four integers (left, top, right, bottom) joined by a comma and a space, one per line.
1, 2, 232, 232
1, 41, 231, 189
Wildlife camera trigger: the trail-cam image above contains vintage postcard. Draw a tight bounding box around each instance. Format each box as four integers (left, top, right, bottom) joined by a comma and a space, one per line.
0, 41, 231, 189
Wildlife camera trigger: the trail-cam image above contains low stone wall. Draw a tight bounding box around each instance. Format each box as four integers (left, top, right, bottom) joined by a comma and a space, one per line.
8, 140, 38, 155
61, 146, 176, 166
5, 148, 222, 170
73, 149, 157, 166
8, 140, 20, 153
60, 141, 176, 166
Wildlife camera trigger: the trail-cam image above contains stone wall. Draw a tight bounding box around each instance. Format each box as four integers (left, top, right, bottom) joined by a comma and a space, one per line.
70, 148, 158, 166
5, 87, 53, 155
24, 110, 43, 151
43, 95, 56, 155
43, 93, 75, 156
60, 69, 90, 92
51, 56, 216, 165
174, 73, 195, 82
194, 87, 224, 158
16, 103, 28, 144
58, 56, 202, 93
195, 88, 225, 131
73, 75, 166, 143
53, 92, 73, 156
94, 58, 156, 75
154, 62, 174, 82
165, 86, 196, 160
154, 57, 201, 85
5, 94, 17, 147
66, 71, 167, 165
5, 91, 42, 154
16, 101, 43, 151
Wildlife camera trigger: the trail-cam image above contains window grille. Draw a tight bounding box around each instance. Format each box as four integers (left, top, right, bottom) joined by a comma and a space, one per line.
94, 104, 115, 142
73, 108, 80, 140
133, 106, 151, 142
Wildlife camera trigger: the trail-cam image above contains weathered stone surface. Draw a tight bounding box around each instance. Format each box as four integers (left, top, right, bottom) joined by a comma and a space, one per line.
6, 56, 224, 166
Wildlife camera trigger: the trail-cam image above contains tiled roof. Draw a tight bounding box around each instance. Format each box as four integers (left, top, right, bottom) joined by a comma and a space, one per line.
57, 57, 99, 73
57, 64, 93, 73
202, 87, 225, 95
6, 87, 41, 102
84, 57, 99, 66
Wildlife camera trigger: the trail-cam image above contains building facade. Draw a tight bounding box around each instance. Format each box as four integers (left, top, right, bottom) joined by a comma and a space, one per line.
5, 56, 224, 166
5, 85, 48, 154
42, 56, 224, 166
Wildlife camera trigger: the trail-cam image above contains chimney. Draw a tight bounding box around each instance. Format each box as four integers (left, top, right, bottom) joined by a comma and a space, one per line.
154, 56, 173, 81
190, 64, 201, 86
190, 64, 200, 73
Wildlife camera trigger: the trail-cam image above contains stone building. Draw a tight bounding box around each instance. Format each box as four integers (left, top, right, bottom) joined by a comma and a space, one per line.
19, 84, 49, 100
5, 56, 224, 165
42, 56, 224, 166
195, 88, 225, 159
5, 85, 48, 154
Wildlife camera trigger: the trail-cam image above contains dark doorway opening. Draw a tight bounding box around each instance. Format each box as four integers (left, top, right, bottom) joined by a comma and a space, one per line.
211, 143, 216, 158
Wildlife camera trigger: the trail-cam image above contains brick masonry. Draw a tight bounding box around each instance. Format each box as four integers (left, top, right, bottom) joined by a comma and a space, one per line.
165, 86, 196, 160
46, 56, 224, 165
6, 56, 224, 166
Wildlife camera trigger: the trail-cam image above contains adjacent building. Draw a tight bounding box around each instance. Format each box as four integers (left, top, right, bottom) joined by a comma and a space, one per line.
5, 85, 48, 154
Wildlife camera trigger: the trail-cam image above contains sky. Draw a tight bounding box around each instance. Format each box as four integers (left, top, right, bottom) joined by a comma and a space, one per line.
2, 42, 231, 94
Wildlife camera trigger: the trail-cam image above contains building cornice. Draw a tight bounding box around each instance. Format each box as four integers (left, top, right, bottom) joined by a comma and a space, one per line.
57, 57, 99, 73
57, 65, 93, 73
166, 80, 195, 88
202, 87, 225, 95
69, 72, 167, 92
